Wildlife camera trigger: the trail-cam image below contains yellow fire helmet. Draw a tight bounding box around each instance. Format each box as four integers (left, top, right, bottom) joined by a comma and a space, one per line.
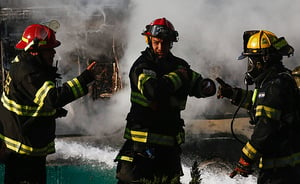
292, 66, 300, 89
247, 30, 277, 50
292, 66, 300, 76
238, 30, 294, 60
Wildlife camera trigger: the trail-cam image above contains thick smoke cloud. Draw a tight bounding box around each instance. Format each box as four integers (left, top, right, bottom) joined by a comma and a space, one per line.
3, 0, 300, 136
123, 0, 300, 123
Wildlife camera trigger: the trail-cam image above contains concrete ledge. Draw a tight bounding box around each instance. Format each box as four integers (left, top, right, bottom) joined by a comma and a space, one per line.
186, 117, 253, 139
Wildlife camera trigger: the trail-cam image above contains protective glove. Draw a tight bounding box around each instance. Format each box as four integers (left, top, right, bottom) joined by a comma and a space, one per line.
86, 61, 98, 79
215, 77, 234, 99
54, 108, 68, 118
230, 157, 253, 178
76, 61, 99, 85
200, 78, 216, 97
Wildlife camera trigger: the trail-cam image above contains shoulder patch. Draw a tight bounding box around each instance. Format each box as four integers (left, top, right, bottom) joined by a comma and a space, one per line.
258, 92, 265, 98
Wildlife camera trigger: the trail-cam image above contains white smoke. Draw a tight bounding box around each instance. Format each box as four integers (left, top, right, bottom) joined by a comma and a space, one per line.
4, 0, 300, 135
55, 0, 300, 134
121, 0, 300, 123
4, 1, 298, 183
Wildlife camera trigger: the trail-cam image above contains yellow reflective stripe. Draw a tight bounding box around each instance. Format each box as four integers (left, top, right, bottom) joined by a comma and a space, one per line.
32, 81, 55, 117
34, 81, 55, 105
18, 142, 55, 155
242, 142, 259, 160
2, 92, 36, 115
165, 72, 182, 91
131, 91, 151, 107
0, 133, 55, 156
129, 130, 148, 143
124, 128, 183, 146
22, 37, 29, 43
22, 37, 47, 46
1, 93, 56, 116
138, 73, 152, 94
259, 152, 300, 169
118, 155, 133, 162
255, 105, 281, 120
22, 36, 31, 43
12, 56, 20, 63
252, 89, 258, 104
67, 78, 84, 98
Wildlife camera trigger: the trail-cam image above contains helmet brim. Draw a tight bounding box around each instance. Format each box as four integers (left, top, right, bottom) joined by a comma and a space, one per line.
15, 40, 61, 50
238, 52, 265, 60
15, 40, 27, 50
237, 53, 246, 60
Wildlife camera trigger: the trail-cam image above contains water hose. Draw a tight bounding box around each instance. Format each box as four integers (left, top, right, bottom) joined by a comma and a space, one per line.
230, 81, 249, 145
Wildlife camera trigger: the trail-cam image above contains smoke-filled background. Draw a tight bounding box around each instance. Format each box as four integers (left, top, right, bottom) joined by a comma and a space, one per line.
2, 0, 300, 136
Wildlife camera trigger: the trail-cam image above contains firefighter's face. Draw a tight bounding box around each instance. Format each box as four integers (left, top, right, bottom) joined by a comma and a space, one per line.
151, 37, 171, 58
39, 48, 56, 66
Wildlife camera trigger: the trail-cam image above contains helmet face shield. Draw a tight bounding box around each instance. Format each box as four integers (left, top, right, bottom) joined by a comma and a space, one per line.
148, 25, 172, 39
142, 17, 178, 42
292, 66, 300, 89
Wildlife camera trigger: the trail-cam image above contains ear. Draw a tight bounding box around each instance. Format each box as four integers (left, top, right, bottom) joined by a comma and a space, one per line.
144, 36, 151, 44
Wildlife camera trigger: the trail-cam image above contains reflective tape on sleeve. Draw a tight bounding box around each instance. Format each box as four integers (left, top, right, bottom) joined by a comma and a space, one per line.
242, 142, 259, 160
34, 81, 55, 105
255, 105, 281, 120
67, 78, 85, 98
164, 72, 182, 91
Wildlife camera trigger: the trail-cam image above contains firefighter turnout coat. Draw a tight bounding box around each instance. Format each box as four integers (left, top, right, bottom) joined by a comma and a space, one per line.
116, 47, 213, 163
231, 63, 300, 171
0, 53, 94, 156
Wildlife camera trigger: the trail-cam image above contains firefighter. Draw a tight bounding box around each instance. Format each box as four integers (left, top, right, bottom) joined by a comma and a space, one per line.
114, 17, 216, 184
292, 66, 300, 89
0, 24, 99, 183
217, 30, 300, 183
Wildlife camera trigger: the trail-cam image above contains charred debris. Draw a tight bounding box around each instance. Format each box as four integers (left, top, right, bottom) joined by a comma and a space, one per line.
0, 3, 128, 100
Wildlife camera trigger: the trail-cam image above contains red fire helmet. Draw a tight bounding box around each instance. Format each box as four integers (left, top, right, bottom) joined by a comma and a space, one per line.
15, 24, 61, 50
142, 17, 178, 42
